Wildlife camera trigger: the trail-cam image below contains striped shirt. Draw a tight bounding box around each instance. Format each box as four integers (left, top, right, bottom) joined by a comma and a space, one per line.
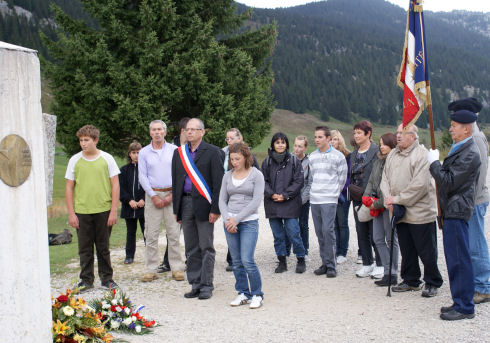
308, 146, 348, 204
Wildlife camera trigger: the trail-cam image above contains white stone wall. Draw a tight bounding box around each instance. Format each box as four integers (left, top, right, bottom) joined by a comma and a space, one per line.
0, 41, 51, 342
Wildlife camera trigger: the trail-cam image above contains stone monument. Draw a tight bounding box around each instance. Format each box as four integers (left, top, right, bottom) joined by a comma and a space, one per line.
0, 41, 52, 341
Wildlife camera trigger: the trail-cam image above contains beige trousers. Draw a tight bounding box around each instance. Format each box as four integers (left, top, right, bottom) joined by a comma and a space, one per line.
144, 191, 184, 273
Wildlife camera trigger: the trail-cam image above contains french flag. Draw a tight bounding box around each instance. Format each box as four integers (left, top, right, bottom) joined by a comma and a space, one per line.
397, 0, 430, 128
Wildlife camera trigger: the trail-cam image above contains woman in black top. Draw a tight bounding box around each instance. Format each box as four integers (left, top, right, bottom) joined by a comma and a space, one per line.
119, 141, 146, 264
349, 121, 383, 278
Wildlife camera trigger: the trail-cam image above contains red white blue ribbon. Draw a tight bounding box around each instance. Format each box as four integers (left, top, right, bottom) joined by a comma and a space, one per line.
178, 144, 212, 204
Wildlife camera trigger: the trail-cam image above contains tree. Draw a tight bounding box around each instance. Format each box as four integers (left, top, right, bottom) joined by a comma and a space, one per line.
41, 0, 277, 156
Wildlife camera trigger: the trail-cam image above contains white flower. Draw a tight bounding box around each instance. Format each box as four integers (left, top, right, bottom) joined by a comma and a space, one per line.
123, 317, 132, 326
124, 307, 131, 315
131, 316, 137, 322
111, 299, 118, 305
62, 306, 75, 316
102, 301, 110, 309
86, 305, 95, 313
110, 320, 120, 329
115, 306, 122, 312
135, 325, 141, 333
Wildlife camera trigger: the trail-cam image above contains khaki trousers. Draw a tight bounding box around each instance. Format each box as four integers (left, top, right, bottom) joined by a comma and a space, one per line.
144, 191, 184, 273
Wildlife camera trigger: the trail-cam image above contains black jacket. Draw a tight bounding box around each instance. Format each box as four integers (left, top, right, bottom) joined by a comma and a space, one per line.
349, 142, 379, 203
430, 138, 481, 221
172, 140, 225, 222
262, 151, 304, 219
119, 163, 145, 219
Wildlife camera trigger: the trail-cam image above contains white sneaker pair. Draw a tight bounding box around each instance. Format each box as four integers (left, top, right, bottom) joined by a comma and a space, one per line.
370, 266, 384, 279
356, 263, 374, 278
336, 255, 347, 264
230, 293, 263, 309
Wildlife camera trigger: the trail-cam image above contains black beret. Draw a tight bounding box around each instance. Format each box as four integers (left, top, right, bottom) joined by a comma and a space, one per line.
450, 109, 477, 124
448, 97, 482, 113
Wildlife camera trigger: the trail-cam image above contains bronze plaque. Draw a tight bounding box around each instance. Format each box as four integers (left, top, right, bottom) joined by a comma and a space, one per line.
0, 134, 32, 187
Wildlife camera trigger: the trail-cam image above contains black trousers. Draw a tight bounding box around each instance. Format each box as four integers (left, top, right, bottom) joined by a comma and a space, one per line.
353, 205, 382, 267
125, 217, 145, 259
76, 211, 113, 285
397, 221, 443, 287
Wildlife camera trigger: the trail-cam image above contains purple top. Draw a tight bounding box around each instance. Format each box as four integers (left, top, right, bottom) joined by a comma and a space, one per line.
183, 142, 201, 193
138, 141, 177, 198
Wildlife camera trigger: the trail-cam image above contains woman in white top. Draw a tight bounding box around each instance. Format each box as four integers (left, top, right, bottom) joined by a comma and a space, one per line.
219, 142, 265, 309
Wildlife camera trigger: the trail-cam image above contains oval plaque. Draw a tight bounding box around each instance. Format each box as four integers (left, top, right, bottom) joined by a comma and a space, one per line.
0, 134, 32, 187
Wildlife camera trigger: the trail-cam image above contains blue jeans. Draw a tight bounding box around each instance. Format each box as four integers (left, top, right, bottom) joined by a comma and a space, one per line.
224, 220, 263, 297
285, 201, 310, 256
468, 202, 490, 294
334, 200, 350, 257
269, 218, 305, 258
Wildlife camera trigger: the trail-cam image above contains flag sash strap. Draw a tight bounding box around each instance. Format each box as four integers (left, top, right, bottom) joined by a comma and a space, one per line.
178, 144, 212, 204
396, 0, 430, 129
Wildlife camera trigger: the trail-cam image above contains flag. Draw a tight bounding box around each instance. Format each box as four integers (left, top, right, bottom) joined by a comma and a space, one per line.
397, 0, 431, 129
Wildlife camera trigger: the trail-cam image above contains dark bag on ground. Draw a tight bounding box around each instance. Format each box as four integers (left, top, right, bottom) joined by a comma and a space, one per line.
348, 184, 364, 202
49, 229, 73, 245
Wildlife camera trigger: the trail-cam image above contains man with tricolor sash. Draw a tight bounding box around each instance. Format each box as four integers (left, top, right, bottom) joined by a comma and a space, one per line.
172, 118, 225, 300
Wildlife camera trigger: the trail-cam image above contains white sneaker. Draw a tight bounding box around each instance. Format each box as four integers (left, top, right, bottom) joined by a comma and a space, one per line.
230, 293, 249, 307
249, 295, 263, 309
336, 256, 347, 264
356, 264, 375, 278
356, 256, 363, 264
370, 266, 384, 279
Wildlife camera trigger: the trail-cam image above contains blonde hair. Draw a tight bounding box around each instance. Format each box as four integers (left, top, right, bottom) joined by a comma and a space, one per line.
295, 135, 308, 148
331, 130, 350, 157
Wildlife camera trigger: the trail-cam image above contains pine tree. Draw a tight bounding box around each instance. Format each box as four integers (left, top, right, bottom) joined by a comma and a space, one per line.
41, 0, 277, 156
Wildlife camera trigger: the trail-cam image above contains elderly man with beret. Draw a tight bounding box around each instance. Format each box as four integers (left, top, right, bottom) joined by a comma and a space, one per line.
448, 98, 490, 306
428, 109, 481, 321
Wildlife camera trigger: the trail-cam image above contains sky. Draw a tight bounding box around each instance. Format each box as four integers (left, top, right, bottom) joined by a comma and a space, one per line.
237, 0, 490, 12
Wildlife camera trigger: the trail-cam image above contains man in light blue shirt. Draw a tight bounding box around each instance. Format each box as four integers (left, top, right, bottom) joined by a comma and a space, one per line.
139, 120, 185, 282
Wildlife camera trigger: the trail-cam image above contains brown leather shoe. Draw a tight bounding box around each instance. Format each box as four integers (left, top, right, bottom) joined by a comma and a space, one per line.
140, 273, 158, 282
172, 271, 185, 281
474, 291, 490, 304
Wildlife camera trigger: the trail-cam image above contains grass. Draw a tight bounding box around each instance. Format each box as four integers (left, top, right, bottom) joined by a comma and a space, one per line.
252, 109, 445, 162
48, 108, 446, 274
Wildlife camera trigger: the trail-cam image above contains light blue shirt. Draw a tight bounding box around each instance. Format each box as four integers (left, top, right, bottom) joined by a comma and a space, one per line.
448, 136, 472, 156
138, 141, 177, 198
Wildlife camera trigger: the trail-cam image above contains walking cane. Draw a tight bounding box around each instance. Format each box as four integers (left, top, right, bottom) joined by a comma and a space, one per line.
387, 204, 406, 297
387, 216, 396, 297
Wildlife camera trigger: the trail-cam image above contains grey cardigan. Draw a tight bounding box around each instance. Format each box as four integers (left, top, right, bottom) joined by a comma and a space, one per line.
219, 167, 265, 224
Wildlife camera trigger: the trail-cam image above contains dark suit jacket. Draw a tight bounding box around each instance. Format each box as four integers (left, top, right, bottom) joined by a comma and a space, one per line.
172, 140, 225, 222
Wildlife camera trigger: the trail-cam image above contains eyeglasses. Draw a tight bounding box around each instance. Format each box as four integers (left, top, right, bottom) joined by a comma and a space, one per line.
184, 128, 202, 132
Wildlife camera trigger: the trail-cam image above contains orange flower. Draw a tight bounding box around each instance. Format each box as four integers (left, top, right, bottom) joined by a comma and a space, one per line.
52, 319, 70, 335
102, 333, 114, 342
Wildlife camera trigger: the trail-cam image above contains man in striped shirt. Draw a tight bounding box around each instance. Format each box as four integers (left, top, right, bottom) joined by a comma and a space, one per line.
309, 126, 348, 278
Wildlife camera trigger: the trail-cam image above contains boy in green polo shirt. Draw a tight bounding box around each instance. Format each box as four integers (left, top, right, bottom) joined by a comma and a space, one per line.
65, 125, 120, 292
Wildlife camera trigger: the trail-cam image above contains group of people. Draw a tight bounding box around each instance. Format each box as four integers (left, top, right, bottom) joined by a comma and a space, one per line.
65, 98, 490, 318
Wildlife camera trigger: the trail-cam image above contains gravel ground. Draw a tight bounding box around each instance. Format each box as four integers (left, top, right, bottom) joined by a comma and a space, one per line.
52, 181, 490, 343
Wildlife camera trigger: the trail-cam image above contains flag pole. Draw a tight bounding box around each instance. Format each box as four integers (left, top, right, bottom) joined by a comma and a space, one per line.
425, 81, 443, 227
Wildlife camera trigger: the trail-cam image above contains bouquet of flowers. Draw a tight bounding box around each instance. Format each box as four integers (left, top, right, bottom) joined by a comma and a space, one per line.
90, 288, 157, 335
52, 288, 113, 343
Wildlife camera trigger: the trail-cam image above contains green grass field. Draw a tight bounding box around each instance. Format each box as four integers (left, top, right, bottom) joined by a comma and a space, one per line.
48, 108, 445, 274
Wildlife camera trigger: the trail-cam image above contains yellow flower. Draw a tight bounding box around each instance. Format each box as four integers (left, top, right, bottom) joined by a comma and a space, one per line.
91, 325, 105, 336
102, 333, 114, 342
73, 334, 87, 343
52, 319, 70, 335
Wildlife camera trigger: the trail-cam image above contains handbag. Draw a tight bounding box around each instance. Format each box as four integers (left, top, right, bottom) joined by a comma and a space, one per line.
354, 204, 372, 222
348, 183, 364, 202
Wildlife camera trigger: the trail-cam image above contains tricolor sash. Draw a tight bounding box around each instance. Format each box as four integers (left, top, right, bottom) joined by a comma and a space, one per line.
178, 144, 212, 204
